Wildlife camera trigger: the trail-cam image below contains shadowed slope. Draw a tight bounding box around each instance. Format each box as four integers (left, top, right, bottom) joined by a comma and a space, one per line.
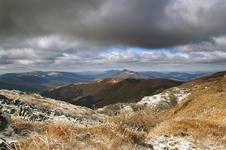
43, 78, 182, 108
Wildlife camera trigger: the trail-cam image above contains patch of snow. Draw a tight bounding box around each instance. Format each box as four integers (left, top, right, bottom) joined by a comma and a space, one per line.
96, 79, 103, 83
47, 72, 60, 76
109, 79, 120, 83
138, 95, 162, 108
0, 133, 17, 144
35, 74, 46, 77
125, 71, 135, 75
120, 106, 133, 114
173, 88, 190, 103
137, 87, 190, 108
148, 135, 198, 150
52, 115, 75, 123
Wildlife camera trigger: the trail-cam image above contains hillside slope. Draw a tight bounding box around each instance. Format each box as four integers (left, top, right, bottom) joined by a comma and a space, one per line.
43, 78, 182, 108
95, 71, 226, 149
145, 71, 226, 149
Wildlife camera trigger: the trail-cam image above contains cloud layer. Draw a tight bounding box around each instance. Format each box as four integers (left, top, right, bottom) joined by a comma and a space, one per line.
0, 0, 226, 72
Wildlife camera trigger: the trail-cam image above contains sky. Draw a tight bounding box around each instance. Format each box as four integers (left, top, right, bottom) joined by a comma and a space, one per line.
0, 0, 226, 73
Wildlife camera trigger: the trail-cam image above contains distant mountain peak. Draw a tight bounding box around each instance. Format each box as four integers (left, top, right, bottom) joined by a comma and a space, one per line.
121, 69, 137, 74
111, 69, 149, 79
122, 69, 132, 72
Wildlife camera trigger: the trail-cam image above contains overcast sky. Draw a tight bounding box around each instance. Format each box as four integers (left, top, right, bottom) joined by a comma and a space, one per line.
1, 0, 226, 73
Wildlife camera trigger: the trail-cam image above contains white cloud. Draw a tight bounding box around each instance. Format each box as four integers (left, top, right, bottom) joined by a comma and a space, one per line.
0, 48, 38, 59
26, 35, 82, 51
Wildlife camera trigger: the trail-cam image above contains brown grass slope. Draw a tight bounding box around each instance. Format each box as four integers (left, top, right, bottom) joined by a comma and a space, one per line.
148, 71, 226, 146
43, 78, 182, 108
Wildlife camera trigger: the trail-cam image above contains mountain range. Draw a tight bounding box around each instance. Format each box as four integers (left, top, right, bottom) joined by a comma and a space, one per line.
0, 71, 93, 92
0, 70, 210, 93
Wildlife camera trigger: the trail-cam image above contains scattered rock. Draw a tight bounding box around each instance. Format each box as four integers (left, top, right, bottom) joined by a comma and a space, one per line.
147, 135, 197, 150
0, 137, 14, 150
137, 87, 190, 110
0, 138, 8, 150
120, 105, 134, 114
0, 94, 99, 125
0, 108, 10, 131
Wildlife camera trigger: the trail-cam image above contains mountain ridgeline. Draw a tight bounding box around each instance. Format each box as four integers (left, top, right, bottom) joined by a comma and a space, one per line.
0, 71, 93, 92
0, 69, 211, 108
0, 70, 209, 93
42, 78, 182, 108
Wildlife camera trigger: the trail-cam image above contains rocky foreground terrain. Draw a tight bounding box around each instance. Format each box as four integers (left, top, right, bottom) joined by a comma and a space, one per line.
0, 72, 226, 149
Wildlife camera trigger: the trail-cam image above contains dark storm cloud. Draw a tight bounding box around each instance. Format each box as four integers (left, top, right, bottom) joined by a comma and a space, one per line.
1, 0, 226, 72
1, 0, 226, 48
0, 0, 103, 37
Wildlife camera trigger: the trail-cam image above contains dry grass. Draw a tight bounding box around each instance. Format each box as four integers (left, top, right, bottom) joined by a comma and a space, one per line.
13, 110, 162, 150
16, 106, 225, 149
150, 117, 226, 144
111, 109, 163, 133
15, 88, 226, 149
14, 121, 140, 150
147, 76, 226, 146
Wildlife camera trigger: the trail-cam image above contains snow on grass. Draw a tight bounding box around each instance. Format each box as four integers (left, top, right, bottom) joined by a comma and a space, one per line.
137, 87, 190, 108
147, 135, 198, 150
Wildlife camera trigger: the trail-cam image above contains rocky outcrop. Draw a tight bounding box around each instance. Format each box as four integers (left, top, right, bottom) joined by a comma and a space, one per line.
0, 90, 105, 125
137, 87, 190, 111
0, 90, 107, 145
0, 106, 15, 149
97, 87, 191, 116
0, 109, 10, 132
147, 135, 197, 150
0, 138, 10, 150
